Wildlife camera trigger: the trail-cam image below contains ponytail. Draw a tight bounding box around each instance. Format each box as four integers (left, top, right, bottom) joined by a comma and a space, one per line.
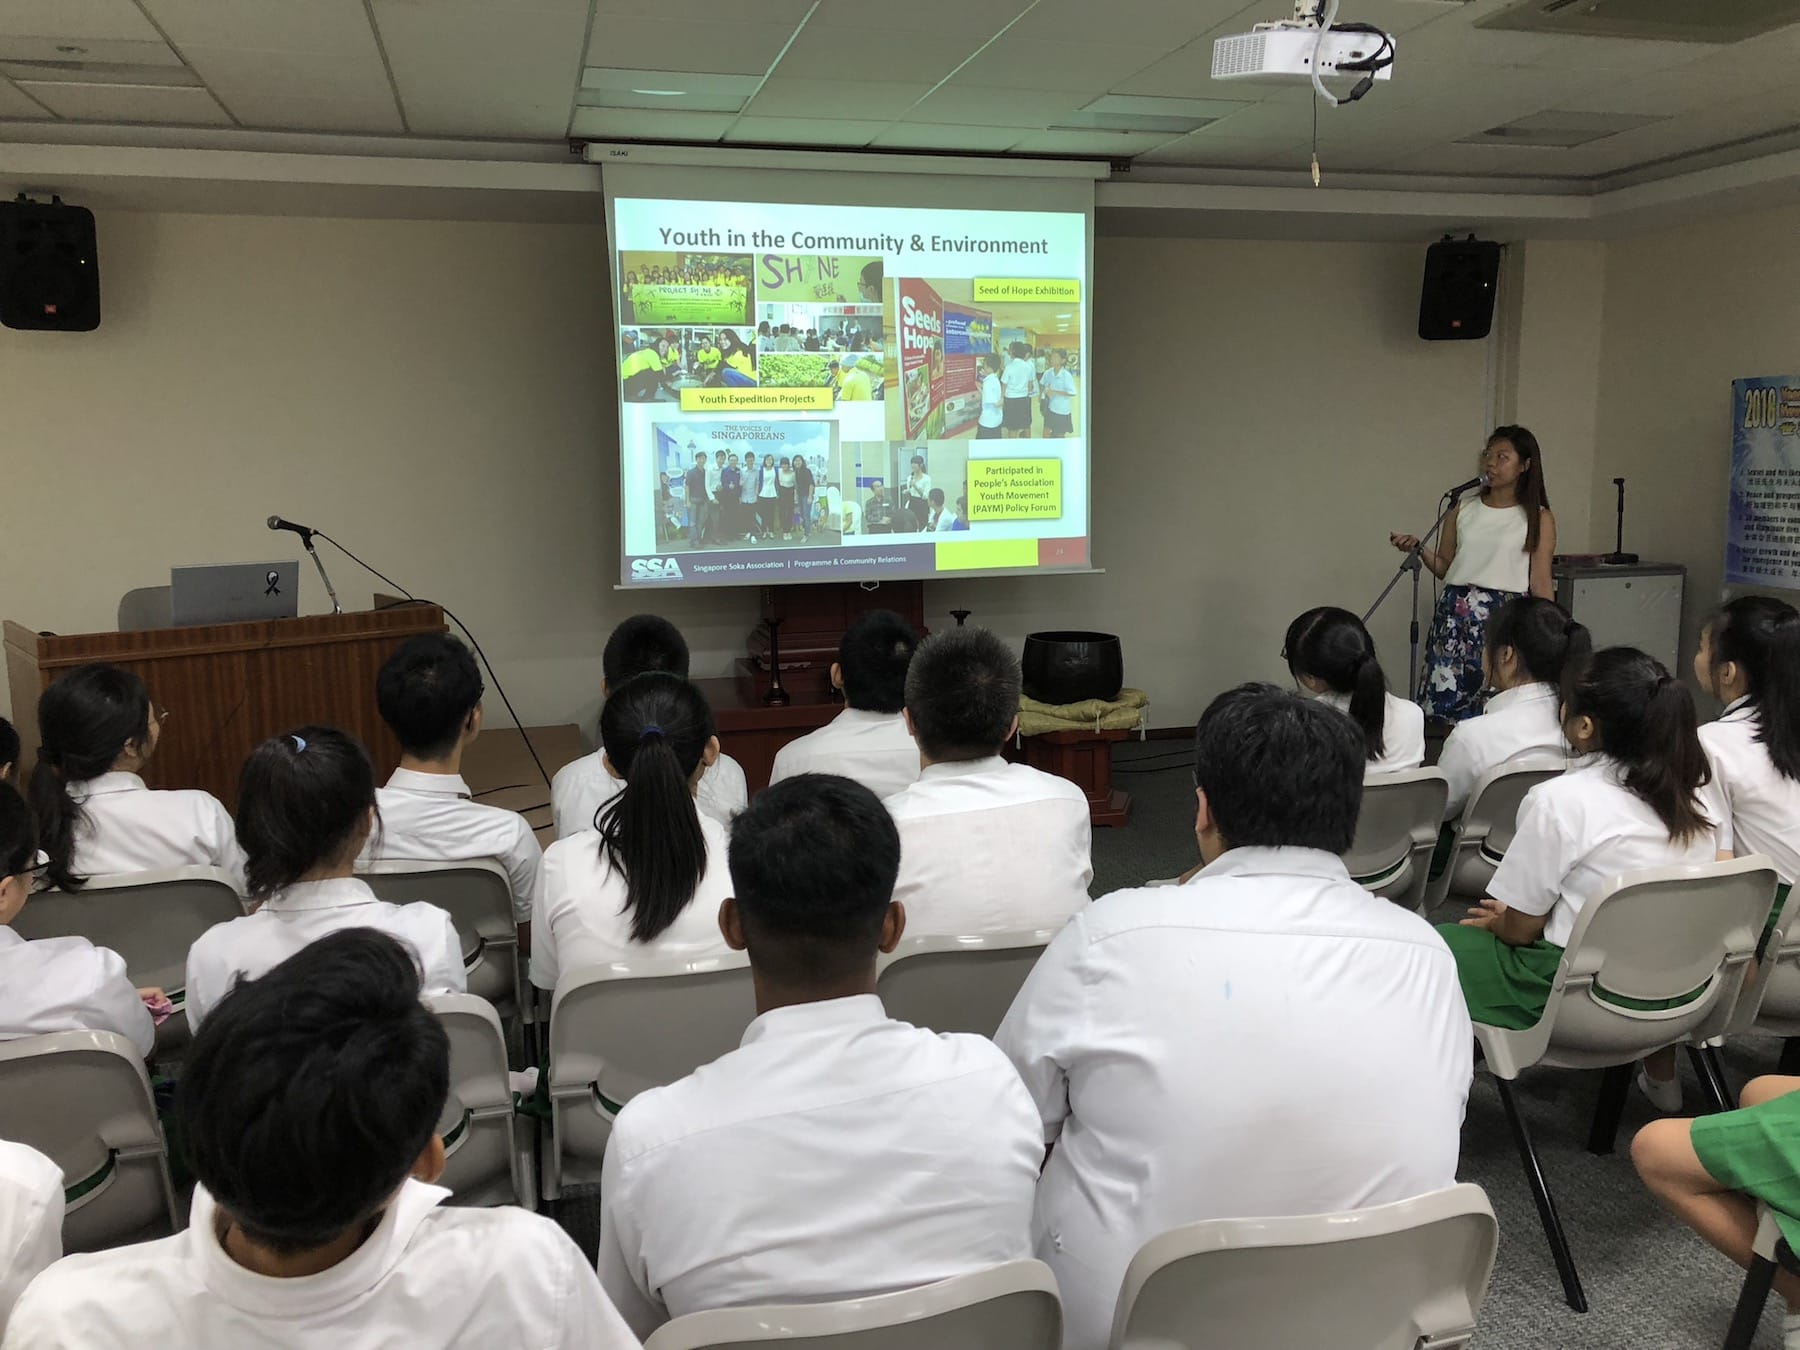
1707, 595, 1800, 781
595, 672, 714, 944
1485, 596, 1591, 689
1284, 606, 1388, 760
30, 664, 152, 890
237, 726, 377, 900
1563, 647, 1710, 844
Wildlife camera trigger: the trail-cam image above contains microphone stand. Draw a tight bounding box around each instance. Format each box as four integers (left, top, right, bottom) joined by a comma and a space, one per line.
298, 530, 343, 615
1363, 484, 1474, 698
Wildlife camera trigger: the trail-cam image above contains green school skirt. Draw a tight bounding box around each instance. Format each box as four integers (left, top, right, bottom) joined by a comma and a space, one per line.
1436, 924, 1704, 1032
1693, 1089, 1800, 1250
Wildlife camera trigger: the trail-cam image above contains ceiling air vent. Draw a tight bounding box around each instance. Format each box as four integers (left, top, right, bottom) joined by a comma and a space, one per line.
1476, 0, 1800, 43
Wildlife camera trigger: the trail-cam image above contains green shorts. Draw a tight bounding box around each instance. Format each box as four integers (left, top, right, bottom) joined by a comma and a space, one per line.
1693, 1088, 1800, 1249
1437, 923, 1706, 1032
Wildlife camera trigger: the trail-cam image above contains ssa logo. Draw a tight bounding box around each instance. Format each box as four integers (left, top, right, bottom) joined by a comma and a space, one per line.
631, 556, 685, 581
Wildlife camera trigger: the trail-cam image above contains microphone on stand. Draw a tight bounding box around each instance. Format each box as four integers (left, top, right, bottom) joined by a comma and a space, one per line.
1445, 471, 1490, 498
267, 514, 340, 614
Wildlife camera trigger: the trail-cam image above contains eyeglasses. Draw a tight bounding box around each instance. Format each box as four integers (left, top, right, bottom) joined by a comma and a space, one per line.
152, 704, 170, 725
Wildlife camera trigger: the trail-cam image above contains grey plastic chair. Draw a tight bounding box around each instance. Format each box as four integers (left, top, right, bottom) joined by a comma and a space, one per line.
1107, 1183, 1498, 1350
1342, 768, 1449, 913
543, 954, 754, 1199
361, 858, 521, 1017
642, 1259, 1062, 1350
1425, 756, 1567, 910
1474, 856, 1778, 1314
0, 1031, 180, 1253
875, 930, 1058, 1037
427, 993, 534, 1210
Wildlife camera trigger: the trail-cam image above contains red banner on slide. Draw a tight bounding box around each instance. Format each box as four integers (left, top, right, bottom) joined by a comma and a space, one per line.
1038, 537, 1087, 567
898, 278, 943, 438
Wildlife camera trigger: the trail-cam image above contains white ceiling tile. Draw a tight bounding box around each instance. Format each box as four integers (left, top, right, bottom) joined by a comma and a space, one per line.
588, 16, 801, 75
805, 0, 1033, 34
748, 78, 933, 121
571, 106, 734, 140
724, 115, 888, 146
953, 38, 1169, 91
176, 46, 391, 104
870, 122, 1045, 151
17, 80, 231, 124
147, 0, 372, 53
1007, 128, 1176, 155
220, 93, 403, 135
1018, 0, 1242, 46
774, 25, 984, 84
906, 85, 1084, 128
595, 0, 813, 21
0, 77, 51, 118
0, 0, 161, 42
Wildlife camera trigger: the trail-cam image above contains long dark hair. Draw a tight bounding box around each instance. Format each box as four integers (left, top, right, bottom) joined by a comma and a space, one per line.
29, 664, 152, 890
1562, 647, 1710, 843
1707, 595, 1800, 781
595, 673, 715, 944
1486, 597, 1591, 688
237, 726, 377, 900
1487, 425, 1550, 556
1284, 606, 1389, 760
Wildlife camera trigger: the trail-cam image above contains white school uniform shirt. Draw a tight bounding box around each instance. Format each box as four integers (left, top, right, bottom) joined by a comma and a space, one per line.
995, 847, 1473, 1350
64, 772, 245, 892
768, 708, 921, 801
884, 756, 1092, 938
552, 750, 747, 840
531, 810, 734, 992
1436, 682, 1570, 818
0, 1141, 62, 1338
364, 768, 542, 925
183, 877, 465, 1033
978, 372, 1004, 428
1319, 690, 1426, 776
1000, 357, 1036, 399
0, 927, 155, 1058
1489, 756, 1721, 948
1, 1180, 638, 1350
596, 994, 1041, 1339
1700, 697, 1800, 885
1042, 367, 1077, 415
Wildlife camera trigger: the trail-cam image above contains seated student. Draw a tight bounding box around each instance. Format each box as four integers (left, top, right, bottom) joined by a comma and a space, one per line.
996, 684, 1472, 1350
1284, 607, 1425, 776
0, 717, 17, 784
1695, 596, 1800, 926
1438, 647, 1718, 1111
532, 673, 732, 991
769, 610, 921, 800
596, 775, 1041, 1338
1437, 597, 1586, 818
0, 1139, 62, 1336
551, 615, 748, 837
0, 783, 154, 1056
29, 664, 245, 892
7, 929, 637, 1348
362, 634, 543, 951
1635, 1075, 1800, 1349
184, 727, 465, 1033
883, 629, 1091, 937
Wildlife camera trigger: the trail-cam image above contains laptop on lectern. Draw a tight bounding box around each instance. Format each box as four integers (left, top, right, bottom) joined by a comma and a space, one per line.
169, 562, 300, 625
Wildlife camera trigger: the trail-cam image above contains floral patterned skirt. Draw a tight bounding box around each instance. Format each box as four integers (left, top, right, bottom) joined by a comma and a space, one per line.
1418, 583, 1521, 723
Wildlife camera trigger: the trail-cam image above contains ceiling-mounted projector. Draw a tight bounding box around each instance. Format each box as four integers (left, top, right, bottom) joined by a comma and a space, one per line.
1212, 0, 1395, 103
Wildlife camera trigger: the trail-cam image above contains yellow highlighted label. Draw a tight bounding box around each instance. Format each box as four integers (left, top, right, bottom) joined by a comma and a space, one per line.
967, 459, 1063, 522
678, 387, 834, 413
936, 538, 1038, 572
972, 278, 1081, 303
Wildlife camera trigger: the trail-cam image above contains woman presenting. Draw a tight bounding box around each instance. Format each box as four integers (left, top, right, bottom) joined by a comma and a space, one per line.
1389, 425, 1556, 724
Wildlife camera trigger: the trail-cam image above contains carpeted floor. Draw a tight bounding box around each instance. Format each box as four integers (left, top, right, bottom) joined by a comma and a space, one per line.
555, 739, 1789, 1348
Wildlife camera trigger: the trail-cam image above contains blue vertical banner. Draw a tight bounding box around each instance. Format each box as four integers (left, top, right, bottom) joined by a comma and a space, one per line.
1727, 376, 1800, 587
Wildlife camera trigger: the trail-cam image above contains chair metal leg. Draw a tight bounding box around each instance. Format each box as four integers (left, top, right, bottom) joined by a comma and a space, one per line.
1495, 1075, 1589, 1312
1586, 1064, 1632, 1156
1689, 1045, 1734, 1115
1780, 1037, 1800, 1077
1723, 1255, 1777, 1350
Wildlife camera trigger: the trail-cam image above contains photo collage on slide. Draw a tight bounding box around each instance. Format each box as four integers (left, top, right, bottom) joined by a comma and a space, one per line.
616, 219, 1086, 582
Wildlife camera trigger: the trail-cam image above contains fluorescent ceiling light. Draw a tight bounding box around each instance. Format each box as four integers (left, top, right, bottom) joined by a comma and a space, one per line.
582, 67, 762, 97
631, 88, 687, 96
1460, 110, 1666, 148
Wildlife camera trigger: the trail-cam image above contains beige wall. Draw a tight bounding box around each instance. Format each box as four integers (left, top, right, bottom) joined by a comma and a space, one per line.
3, 210, 1574, 737
1593, 200, 1800, 692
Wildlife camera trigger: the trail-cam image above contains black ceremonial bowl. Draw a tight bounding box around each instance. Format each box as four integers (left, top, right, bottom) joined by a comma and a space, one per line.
1021, 631, 1124, 706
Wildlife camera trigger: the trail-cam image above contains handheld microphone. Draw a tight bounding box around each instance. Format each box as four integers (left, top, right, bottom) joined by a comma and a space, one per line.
266, 514, 316, 541
1446, 471, 1490, 497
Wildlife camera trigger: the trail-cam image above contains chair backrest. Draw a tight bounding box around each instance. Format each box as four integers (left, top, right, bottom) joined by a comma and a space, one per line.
1342, 769, 1448, 910
1738, 886, 1800, 1036
1522, 857, 1779, 1072
1108, 1184, 1498, 1350
643, 1260, 1062, 1350
0, 1031, 179, 1252
14, 866, 247, 993
360, 859, 517, 1007
876, 931, 1056, 1037
426, 994, 531, 1208
1461, 757, 1567, 857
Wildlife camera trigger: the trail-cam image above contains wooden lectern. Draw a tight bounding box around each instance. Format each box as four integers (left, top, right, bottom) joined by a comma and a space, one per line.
4, 606, 447, 810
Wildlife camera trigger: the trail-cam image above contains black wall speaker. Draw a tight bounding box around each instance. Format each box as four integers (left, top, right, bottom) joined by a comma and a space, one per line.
0, 197, 100, 332
1418, 237, 1499, 341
